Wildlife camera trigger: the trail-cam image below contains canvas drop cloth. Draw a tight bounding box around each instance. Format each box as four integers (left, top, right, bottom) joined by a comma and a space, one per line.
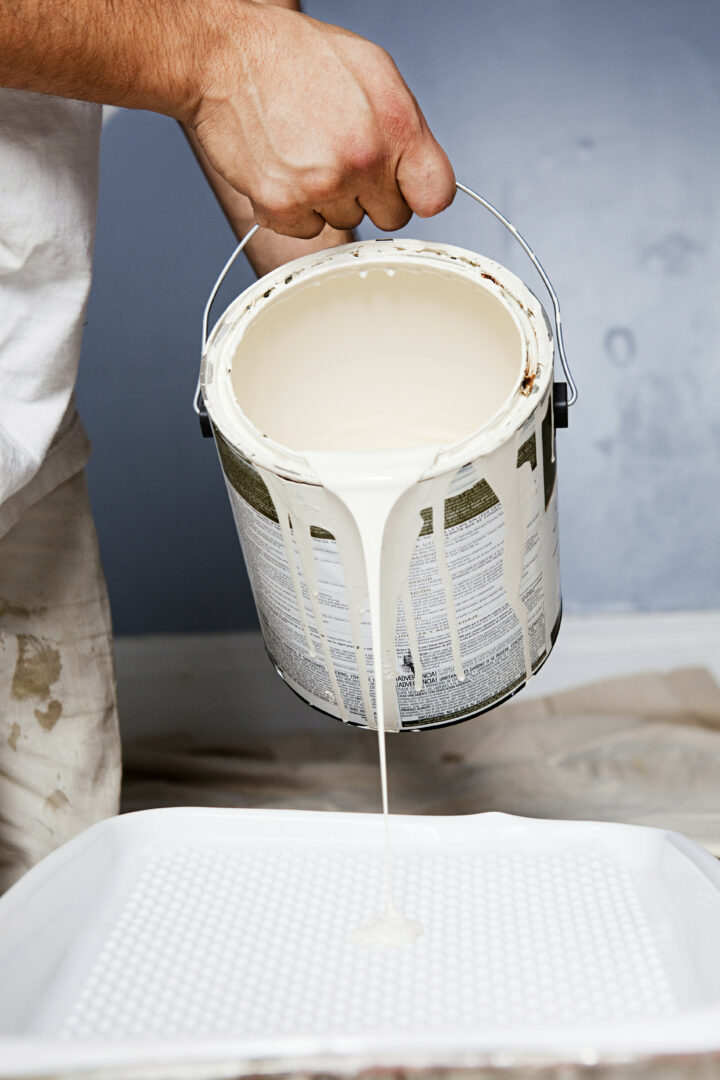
121, 667, 720, 854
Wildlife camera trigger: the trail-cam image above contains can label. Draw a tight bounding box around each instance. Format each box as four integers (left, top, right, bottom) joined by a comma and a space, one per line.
216, 393, 560, 730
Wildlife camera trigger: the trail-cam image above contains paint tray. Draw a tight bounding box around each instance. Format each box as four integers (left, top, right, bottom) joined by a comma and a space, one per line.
2, 808, 720, 1077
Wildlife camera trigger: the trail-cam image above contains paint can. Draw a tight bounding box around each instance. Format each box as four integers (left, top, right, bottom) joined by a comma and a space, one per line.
196, 184, 577, 731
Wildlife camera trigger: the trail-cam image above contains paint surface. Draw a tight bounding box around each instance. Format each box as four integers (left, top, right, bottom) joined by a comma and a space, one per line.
231, 264, 524, 451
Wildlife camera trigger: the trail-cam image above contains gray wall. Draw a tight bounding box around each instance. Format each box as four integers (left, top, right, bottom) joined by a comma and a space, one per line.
76, 0, 720, 635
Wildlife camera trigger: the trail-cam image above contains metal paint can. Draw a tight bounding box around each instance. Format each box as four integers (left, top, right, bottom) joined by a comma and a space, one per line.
197, 185, 576, 731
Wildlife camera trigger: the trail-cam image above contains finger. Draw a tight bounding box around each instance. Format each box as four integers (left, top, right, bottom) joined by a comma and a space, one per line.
315, 196, 366, 232
357, 183, 413, 232
252, 199, 326, 240
396, 119, 456, 220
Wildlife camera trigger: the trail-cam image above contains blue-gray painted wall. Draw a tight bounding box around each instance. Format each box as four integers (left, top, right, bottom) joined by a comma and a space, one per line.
76, 0, 720, 635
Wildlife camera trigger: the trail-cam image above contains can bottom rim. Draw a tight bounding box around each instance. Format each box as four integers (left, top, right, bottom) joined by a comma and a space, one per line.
264, 605, 562, 734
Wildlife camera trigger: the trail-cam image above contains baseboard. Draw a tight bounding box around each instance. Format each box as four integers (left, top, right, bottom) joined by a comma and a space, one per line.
114, 612, 720, 741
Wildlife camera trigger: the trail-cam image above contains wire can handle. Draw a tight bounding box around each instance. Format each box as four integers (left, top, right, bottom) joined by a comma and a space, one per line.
195, 182, 577, 432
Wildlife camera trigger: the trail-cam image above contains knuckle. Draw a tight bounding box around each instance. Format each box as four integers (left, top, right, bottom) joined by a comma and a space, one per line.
295, 162, 343, 204
378, 89, 420, 146
343, 138, 384, 177
255, 184, 294, 223
304, 168, 343, 204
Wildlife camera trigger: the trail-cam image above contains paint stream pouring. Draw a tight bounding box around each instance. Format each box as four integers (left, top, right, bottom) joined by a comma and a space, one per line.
197, 182, 577, 943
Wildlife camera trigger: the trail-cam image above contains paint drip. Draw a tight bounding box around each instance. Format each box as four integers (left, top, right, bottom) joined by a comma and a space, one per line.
259, 425, 534, 945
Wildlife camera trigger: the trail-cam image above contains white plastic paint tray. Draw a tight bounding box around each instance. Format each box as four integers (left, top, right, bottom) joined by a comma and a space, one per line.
3, 808, 720, 1077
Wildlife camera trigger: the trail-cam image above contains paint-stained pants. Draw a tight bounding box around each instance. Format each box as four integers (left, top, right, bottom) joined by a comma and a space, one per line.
0, 470, 121, 892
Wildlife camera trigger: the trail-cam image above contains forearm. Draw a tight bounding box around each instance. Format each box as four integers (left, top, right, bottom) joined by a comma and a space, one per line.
1, 0, 455, 239
0, 0, 238, 121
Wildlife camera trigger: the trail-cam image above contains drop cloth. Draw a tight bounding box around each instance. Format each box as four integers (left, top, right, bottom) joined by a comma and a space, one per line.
121, 667, 720, 854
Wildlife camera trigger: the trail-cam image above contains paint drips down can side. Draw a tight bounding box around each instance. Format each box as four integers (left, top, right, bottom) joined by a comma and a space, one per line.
200, 236, 564, 732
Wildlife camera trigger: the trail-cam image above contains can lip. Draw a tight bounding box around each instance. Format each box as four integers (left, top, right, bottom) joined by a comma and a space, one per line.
201, 238, 554, 483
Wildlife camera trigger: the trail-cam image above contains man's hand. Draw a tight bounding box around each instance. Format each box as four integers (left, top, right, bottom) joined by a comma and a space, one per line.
0, 0, 455, 238
183, 125, 356, 276
189, 3, 455, 238
183, 0, 356, 274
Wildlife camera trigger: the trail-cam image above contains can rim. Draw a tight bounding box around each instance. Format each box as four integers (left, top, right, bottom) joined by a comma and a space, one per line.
201, 239, 554, 483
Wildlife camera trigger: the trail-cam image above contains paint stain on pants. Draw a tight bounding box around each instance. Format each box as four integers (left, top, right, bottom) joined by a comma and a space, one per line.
0, 469, 121, 893
11, 633, 64, 729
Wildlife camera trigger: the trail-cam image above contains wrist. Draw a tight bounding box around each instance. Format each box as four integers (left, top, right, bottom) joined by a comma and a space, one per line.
177, 0, 266, 127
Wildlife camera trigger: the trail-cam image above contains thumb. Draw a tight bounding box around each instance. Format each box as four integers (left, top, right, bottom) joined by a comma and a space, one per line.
396, 119, 456, 219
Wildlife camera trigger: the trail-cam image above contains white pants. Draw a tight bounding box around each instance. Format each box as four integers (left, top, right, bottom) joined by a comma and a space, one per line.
0, 470, 121, 892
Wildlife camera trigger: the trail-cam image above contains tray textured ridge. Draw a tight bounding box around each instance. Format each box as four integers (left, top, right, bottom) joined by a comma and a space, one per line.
58, 844, 677, 1041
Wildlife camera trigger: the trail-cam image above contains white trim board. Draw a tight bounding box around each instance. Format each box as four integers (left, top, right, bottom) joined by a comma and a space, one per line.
114, 612, 720, 741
